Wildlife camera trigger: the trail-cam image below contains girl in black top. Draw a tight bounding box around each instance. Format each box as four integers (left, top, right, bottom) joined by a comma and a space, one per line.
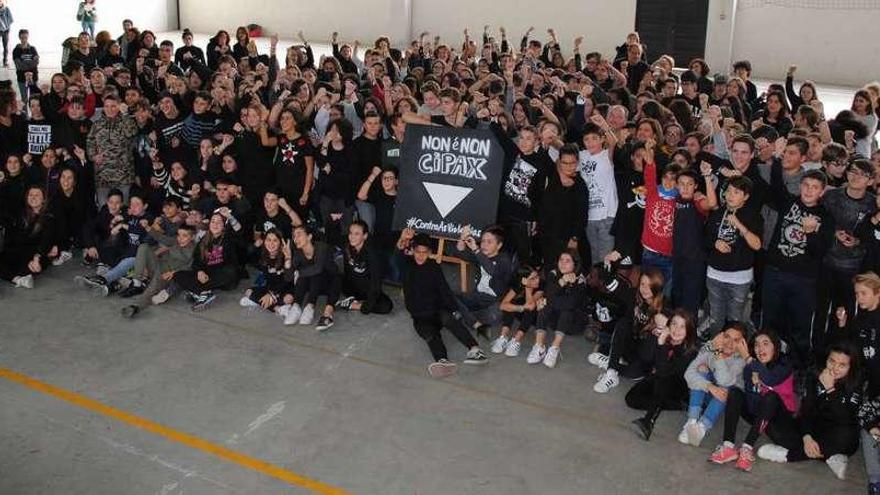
259, 108, 315, 222
629, 308, 698, 441
284, 225, 340, 331
0, 185, 55, 288
240, 229, 295, 318
50, 168, 88, 259
525, 249, 587, 369
317, 118, 355, 249
356, 165, 399, 282
169, 212, 240, 311
754, 90, 793, 138
757, 341, 862, 480
206, 30, 231, 71
490, 264, 542, 358
334, 221, 393, 316
594, 267, 667, 393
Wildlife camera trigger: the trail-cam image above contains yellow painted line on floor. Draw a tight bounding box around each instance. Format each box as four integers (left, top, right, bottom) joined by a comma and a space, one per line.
0, 367, 349, 495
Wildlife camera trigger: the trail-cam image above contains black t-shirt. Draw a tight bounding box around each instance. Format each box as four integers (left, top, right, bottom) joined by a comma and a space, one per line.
273, 133, 315, 201
368, 185, 397, 246
673, 199, 708, 262
12, 45, 39, 83
253, 208, 293, 240
68, 48, 98, 72
705, 206, 763, 272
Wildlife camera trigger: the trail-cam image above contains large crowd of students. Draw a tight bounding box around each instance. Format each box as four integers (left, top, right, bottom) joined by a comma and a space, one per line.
1, 8, 880, 488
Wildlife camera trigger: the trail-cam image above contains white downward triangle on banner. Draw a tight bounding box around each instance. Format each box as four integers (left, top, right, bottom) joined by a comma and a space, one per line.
422, 182, 473, 218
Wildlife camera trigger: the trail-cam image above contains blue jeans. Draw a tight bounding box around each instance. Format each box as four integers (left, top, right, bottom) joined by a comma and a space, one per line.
862, 429, 880, 484
641, 249, 673, 293
81, 21, 95, 38
688, 373, 727, 429
104, 256, 135, 283
705, 277, 751, 335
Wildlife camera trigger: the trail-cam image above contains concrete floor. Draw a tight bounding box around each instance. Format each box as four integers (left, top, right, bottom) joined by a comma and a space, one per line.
0, 262, 866, 494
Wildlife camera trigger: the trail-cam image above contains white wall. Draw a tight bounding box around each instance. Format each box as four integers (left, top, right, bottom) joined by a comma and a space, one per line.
179, 0, 636, 60
731, 4, 880, 87
410, 0, 636, 58
179, 0, 411, 49
6, 0, 178, 69
703, 0, 736, 76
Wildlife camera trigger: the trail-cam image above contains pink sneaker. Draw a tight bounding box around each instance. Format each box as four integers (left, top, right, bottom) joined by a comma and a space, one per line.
735, 446, 755, 472
709, 443, 739, 465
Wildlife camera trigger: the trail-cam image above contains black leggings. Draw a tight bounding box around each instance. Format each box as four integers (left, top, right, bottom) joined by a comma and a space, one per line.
608, 318, 654, 377
412, 311, 478, 361
294, 272, 340, 306
0, 246, 39, 281
173, 266, 238, 294
501, 309, 536, 333
723, 388, 859, 461
625, 374, 688, 413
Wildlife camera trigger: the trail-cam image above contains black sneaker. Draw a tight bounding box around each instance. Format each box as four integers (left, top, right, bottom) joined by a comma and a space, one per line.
631, 417, 654, 441
316, 316, 334, 332
121, 305, 140, 318
119, 283, 146, 298
335, 296, 356, 310
463, 348, 488, 365
190, 292, 217, 312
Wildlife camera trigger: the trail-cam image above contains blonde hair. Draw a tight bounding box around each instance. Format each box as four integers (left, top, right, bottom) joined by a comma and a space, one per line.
854, 271, 880, 293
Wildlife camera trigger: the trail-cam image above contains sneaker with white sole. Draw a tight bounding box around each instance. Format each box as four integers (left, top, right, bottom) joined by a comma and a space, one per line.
52, 250, 73, 266
464, 348, 488, 365
587, 352, 610, 369
504, 339, 522, 357
239, 296, 260, 308
709, 442, 739, 465
593, 369, 619, 393
678, 419, 695, 444
95, 264, 109, 277
191, 292, 217, 312
526, 344, 546, 364
316, 316, 334, 332
275, 304, 291, 319
428, 359, 457, 378
687, 420, 707, 447
298, 304, 315, 325
152, 289, 171, 305
284, 304, 303, 325
490, 336, 509, 354
757, 444, 789, 463
335, 296, 356, 310
825, 454, 848, 480
13, 274, 34, 289
543, 346, 561, 368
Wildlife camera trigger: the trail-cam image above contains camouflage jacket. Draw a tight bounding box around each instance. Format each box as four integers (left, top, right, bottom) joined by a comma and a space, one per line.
87, 114, 138, 188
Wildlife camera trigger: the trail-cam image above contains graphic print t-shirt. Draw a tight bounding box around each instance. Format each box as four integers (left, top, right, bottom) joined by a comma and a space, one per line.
578, 148, 617, 221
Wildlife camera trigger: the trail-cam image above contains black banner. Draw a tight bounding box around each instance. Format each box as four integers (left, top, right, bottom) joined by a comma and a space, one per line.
392, 124, 503, 238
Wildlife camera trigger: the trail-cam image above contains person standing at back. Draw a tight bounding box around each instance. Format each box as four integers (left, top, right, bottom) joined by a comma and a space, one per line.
0, 0, 13, 68
76, 0, 98, 39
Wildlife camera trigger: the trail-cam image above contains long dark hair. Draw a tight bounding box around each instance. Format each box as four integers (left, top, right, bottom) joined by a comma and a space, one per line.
750, 329, 783, 366
260, 229, 285, 271
669, 308, 696, 350
199, 213, 226, 261
826, 340, 863, 396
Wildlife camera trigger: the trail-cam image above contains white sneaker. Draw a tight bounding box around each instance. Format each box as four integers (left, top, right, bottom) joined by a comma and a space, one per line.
13, 275, 34, 289
587, 352, 609, 369
825, 454, 848, 480
504, 339, 522, 357
52, 250, 73, 266
151, 289, 170, 305
593, 369, 619, 393
757, 444, 789, 463
298, 304, 314, 325
678, 420, 695, 445
543, 346, 561, 368
95, 264, 109, 277
239, 296, 260, 308
284, 304, 302, 325
275, 304, 291, 319
526, 344, 546, 364
687, 420, 707, 447
490, 336, 509, 354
